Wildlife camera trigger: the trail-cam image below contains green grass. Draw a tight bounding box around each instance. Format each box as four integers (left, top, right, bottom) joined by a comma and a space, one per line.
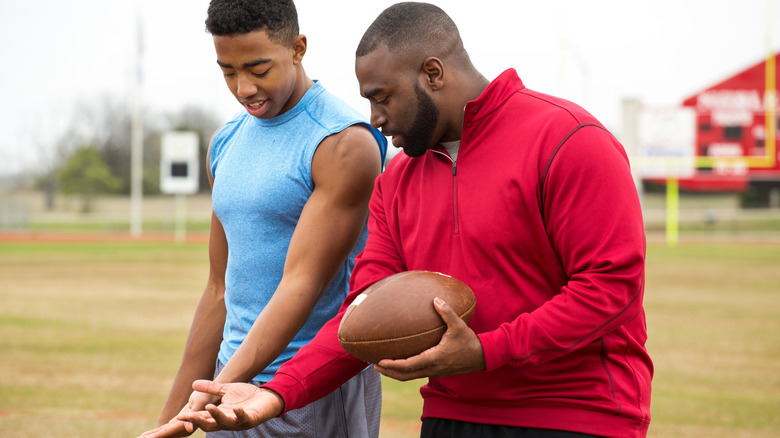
25, 219, 212, 234
0, 242, 208, 437
642, 244, 780, 437
0, 241, 778, 437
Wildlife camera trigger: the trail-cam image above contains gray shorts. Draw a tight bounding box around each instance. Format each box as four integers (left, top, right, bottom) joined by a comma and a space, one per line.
206, 361, 382, 438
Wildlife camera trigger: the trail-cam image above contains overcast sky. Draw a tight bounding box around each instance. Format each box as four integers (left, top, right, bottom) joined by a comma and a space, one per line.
1, 0, 778, 176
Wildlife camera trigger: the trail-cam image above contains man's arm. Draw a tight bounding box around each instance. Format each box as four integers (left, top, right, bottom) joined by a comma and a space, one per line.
206, 125, 381, 386
477, 126, 647, 370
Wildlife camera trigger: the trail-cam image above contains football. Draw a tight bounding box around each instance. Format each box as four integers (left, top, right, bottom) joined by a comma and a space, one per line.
338, 270, 476, 364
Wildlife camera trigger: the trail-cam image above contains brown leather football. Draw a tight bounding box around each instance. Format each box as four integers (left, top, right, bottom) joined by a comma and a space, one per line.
338, 270, 476, 364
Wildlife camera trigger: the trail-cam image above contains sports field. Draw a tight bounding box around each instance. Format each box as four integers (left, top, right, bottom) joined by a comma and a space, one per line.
0, 239, 778, 437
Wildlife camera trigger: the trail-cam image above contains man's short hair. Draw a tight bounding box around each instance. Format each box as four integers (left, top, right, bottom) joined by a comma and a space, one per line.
205, 0, 299, 44
356, 2, 463, 61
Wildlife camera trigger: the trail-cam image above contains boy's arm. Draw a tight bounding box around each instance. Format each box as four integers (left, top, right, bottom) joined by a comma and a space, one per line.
157, 135, 229, 426
212, 125, 381, 385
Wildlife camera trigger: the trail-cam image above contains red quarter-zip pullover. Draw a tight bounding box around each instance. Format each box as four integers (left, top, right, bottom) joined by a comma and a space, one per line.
265, 69, 652, 438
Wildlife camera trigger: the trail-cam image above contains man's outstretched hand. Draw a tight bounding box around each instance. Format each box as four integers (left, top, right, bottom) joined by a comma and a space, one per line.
177, 380, 285, 432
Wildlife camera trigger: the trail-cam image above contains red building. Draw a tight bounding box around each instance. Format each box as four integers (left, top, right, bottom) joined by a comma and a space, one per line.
678, 51, 779, 192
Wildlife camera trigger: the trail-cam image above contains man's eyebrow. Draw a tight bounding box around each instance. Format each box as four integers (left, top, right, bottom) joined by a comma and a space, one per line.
216, 58, 272, 69
363, 87, 384, 99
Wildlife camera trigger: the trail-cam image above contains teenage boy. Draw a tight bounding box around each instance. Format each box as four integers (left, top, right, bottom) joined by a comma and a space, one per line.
140, 1, 386, 437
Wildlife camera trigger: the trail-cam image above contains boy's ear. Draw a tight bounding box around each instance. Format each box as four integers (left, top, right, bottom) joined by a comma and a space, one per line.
292, 34, 307, 64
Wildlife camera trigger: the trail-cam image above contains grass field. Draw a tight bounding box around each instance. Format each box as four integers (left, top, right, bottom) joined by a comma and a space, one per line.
3, 190, 780, 237
1, 239, 778, 437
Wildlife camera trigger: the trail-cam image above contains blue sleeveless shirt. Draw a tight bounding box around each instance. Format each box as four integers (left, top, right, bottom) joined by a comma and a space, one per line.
210, 82, 386, 381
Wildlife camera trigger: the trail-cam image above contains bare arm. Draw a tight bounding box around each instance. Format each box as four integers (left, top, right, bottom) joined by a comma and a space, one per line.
156, 135, 229, 426
213, 125, 381, 385
151, 128, 382, 435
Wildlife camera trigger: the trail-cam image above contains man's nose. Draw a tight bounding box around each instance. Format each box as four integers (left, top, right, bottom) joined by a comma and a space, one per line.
370, 111, 386, 130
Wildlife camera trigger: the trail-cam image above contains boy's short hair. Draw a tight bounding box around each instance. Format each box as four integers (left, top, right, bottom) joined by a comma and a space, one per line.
205, 0, 299, 44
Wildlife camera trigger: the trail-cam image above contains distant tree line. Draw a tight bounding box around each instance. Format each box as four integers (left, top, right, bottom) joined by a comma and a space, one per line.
38, 97, 222, 212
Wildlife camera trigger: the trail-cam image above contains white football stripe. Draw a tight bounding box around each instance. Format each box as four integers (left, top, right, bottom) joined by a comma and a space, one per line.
351, 293, 368, 307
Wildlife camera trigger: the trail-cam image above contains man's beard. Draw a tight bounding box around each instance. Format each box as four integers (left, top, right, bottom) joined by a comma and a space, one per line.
401, 84, 440, 157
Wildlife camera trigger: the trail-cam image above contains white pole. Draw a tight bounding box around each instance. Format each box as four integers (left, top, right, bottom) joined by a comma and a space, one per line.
175, 194, 187, 244
621, 98, 644, 208
130, 12, 144, 237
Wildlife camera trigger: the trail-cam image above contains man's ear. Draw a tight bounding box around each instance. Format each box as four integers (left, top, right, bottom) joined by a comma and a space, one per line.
292, 34, 307, 64
421, 57, 444, 91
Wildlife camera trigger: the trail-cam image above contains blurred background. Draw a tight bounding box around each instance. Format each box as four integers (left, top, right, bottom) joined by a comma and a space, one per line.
0, 1, 779, 437
1, 0, 779, 240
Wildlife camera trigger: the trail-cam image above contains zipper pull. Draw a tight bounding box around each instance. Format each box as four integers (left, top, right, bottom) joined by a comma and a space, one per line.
452, 162, 457, 176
